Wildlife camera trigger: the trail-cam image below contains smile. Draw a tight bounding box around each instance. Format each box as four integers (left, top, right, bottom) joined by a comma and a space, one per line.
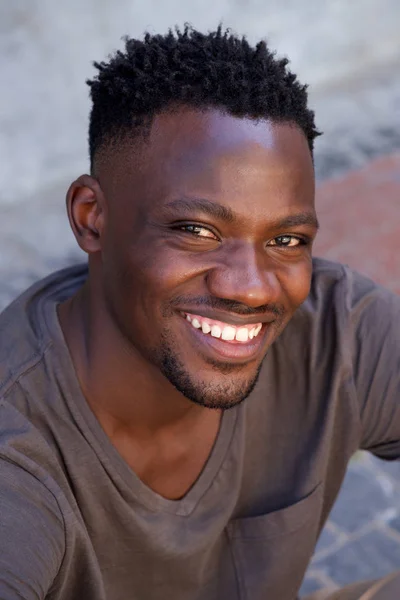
184, 313, 263, 343
179, 310, 272, 363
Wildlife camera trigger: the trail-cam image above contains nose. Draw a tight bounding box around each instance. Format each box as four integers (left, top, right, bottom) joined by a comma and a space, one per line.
205, 243, 280, 309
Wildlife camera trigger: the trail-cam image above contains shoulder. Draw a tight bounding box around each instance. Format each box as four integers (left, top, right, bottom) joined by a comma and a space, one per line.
0, 409, 66, 598
0, 264, 87, 398
305, 257, 399, 321
284, 257, 400, 382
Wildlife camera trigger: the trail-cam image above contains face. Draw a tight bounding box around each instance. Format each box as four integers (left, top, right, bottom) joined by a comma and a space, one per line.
81, 109, 317, 410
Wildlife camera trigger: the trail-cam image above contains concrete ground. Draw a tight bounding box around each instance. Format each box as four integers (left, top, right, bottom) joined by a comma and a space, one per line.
301, 452, 400, 596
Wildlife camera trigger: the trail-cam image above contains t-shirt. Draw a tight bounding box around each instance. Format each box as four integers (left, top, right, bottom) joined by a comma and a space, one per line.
0, 257, 399, 600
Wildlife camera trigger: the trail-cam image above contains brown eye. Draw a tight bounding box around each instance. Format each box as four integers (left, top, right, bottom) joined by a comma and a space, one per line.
179, 224, 218, 240
268, 235, 303, 247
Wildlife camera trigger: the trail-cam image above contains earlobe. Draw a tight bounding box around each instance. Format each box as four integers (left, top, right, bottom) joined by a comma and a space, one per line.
66, 175, 105, 255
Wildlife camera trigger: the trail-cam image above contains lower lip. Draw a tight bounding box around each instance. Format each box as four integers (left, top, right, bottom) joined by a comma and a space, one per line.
181, 317, 269, 362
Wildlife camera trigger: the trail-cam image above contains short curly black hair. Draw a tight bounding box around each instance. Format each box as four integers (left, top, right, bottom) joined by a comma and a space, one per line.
87, 25, 321, 169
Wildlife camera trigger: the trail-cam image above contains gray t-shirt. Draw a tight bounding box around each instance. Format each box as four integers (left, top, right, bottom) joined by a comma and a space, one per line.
0, 258, 399, 600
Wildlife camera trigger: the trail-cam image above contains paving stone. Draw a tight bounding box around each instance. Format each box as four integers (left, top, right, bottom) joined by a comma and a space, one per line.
327, 463, 400, 534
315, 525, 342, 556
313, 529, 400, 587
368, 455, 400, 487
299, 572, 330, 597
387, 518, 400, 535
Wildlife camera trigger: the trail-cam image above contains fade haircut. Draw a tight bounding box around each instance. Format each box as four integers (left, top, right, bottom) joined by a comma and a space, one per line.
87, 25, 321, 169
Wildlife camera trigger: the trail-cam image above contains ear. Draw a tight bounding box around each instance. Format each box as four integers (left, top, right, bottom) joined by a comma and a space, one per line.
66, 175, 106, 254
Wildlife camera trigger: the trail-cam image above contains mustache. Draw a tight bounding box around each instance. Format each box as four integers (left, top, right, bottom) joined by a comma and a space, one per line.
168, 295, 286, 318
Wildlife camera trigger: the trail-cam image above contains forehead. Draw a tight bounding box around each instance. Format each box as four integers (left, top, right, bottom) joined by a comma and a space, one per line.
100, 108, 315, 219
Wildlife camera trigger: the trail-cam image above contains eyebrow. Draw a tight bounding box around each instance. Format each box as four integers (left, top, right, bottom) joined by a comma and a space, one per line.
163, 197, 319, 230
274, 213, 320, 230
164, 198, 235, 223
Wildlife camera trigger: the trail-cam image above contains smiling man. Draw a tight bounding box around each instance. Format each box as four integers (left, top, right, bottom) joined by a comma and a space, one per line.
1, 26, 400, 600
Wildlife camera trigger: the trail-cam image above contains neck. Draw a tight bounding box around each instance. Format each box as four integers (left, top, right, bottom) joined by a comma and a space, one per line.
58, 276, 218, 440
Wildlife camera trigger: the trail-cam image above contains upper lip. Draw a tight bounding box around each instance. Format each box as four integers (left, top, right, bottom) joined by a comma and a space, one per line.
179, 308, 276, 327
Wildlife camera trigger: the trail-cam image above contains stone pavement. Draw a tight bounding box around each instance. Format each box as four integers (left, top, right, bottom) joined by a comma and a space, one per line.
299, 153, 400, 597
300, 452, 400, 596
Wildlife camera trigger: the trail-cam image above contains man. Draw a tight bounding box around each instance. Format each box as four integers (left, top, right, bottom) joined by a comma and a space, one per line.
0, 25, 399, 600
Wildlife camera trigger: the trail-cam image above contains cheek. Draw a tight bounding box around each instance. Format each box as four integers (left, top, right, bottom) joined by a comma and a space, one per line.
104, 239, 192, 327
132, 249, 191, 297
100, 246, 170, 355
99, 221, 175, 345
279, 259, 313, 310
128, 235, 206, 298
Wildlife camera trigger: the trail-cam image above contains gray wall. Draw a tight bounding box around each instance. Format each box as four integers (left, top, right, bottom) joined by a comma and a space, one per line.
1, 0, 400, 206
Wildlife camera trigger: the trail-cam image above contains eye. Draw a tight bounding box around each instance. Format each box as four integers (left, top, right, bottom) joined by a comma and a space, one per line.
177, 224, 218, 240
267, 235, 306, 248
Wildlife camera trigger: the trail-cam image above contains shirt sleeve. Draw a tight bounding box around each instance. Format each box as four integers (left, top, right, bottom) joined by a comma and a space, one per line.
0, 458, 65, 599
349, 269, 400, 459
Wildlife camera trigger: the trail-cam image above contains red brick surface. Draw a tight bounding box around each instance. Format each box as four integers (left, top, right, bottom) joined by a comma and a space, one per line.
314, 153, 400, 294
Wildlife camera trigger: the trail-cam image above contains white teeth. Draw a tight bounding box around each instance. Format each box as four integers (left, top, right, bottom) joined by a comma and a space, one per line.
236, 328, 249, 342
221, 326, 236, 341
201, 322, 211, 334
211, 325, 222, 338
186, 314, 263, 343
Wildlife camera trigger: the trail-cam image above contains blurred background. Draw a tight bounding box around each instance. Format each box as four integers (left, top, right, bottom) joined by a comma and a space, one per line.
1, 0, 400, 595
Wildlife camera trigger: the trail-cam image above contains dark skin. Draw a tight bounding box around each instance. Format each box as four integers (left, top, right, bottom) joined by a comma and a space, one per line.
58, 107, 318, 500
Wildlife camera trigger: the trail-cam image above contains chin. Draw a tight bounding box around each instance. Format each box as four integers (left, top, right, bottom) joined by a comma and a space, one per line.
161, 352, 262, 410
